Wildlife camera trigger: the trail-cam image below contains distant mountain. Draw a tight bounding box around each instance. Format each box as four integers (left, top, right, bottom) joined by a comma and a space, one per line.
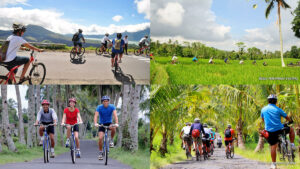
0, 25, 150, 47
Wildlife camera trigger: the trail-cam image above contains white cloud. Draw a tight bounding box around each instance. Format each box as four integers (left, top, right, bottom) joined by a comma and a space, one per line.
135, 0, 150, 19
0, 7, 150, 35
156, 2, 185, 27
0, 0, 29, 7
112, 15, 123, 22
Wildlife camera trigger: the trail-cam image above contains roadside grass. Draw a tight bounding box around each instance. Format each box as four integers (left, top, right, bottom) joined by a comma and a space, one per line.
109, 148, 150, 169
0, 142, 68, 164
151, 57, 300, 84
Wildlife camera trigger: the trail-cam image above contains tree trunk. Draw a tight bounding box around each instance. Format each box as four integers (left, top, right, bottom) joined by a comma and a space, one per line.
97, 85, 102, 105
237, 93, 245, 149
117, 86, 126, 147
1, 86, 17, 151
52, 86, 58, 144
27, 85, 36, 148
254, 135, 265, 152
35, 85, 41, 144
46, 85, 50, 101
15, 85, 25, 144
278, 2, 285, 67
159, 129, 168, 156
57, 86, 64, 147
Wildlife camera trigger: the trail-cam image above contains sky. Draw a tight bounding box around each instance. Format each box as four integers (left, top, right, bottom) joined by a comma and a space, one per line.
0, 0, 150, 35
151, 0, 300, 52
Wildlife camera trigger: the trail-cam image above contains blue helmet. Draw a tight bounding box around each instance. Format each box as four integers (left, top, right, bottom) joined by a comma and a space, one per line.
267, 94, 277, 100
101, 96, 110, 102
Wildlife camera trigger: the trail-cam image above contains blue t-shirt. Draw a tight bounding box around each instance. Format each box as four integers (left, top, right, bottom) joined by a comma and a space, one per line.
192, 57, 198, 61
261, 104, 287, 132
112, 38, 125, 54
96, 104, 116, 124
75, 33, 83, 43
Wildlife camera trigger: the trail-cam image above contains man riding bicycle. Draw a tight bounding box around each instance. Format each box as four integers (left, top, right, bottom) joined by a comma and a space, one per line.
138, 35, 149, 49
34, 100, 58, 158
180, 122, 192, 157
203, 124, 212, 157
189, 118, 206, 157
111, 33, 125, 65
1, 23, 43, 84
224, 124, 235, 156
261, 94, 296, 169
94, 96, 119, 160
61, 98, 83, 158
101, 33, 111, 52
72, 29, 85, 54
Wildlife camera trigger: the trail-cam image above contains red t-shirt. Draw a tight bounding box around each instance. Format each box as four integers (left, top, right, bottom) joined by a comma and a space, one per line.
224, 129, 235, 141
64, 107, 79, 125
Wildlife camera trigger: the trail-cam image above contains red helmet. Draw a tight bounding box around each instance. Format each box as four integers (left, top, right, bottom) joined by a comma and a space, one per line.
69, 98, 77, 104
192, 129, 200, 138
41, 100, 50, 105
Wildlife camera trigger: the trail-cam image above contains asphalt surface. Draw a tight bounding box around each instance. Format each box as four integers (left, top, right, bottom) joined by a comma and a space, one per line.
0, 51, 150, 84
0, 140, 132, 169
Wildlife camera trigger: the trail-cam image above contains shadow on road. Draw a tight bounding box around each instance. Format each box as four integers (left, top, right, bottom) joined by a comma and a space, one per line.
70, 58, 86, 64
112, 67, 135, 84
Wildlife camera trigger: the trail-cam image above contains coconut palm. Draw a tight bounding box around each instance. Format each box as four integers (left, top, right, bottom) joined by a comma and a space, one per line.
265, 0, 291, 67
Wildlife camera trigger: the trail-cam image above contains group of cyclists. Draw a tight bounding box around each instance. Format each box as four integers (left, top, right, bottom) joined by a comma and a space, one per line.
33, 95, 118, 161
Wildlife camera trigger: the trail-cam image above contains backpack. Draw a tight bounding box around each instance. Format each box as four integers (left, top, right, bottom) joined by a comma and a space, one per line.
114, 38, 122, 50
0, 41, 10, 62
225, 129, 232, 138
72, 32, 80, 42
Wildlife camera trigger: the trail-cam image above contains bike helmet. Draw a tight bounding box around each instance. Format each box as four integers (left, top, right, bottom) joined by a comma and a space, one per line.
69, 98, 77, 104
194, 118, 200, 123
13, 23, 26, 32
144, 35, 148, 38
125, 35, 128, 37
117, 33, 122, 39
203, 123, 208, 127
227, 124, 231, 128
267, 94, 277, 100
101, 95, 110, 102
105, 33, 109, 36
185, 122, 191, 126
192, 129, 200, 138
41, 100, 50, 105
78, 29, 83, 33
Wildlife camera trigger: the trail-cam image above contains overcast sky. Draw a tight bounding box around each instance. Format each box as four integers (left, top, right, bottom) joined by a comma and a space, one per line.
0, 0, 150, 35
151, 0, 300, 52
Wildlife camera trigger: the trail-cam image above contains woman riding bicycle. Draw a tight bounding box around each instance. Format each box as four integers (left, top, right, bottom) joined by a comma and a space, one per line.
2, 23, 43, 84
61, 98, 83, 158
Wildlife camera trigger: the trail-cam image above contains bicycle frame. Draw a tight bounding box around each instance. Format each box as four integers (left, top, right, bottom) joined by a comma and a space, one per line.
139, 45, 149, 53
43, 127, 50, 153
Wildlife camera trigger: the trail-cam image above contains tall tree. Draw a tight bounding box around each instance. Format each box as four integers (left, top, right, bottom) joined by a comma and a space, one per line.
1, 85, 16, 151
27, 85, 36, 148
15, 85, 25, 144
292, 1, 300, 38
265, 0, 290, 67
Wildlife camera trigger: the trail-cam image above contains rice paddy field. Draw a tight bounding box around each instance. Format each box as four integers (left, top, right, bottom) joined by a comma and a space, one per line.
151, 57, 300, 84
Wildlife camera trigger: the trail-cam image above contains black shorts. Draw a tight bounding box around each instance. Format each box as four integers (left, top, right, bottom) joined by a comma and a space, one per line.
183, 135, 192, 146
67, 124, 79, 132
111, 53, 116, 58
73, 42, 82, 47
3, 56, 29, 73
41, 122, 55, 135
139, 42, 144, 48
267, 129, 289, 146
102, 42, 107, 48
202, 138, 210, 147
98, 123, 111, 133
225, 140, 233, 146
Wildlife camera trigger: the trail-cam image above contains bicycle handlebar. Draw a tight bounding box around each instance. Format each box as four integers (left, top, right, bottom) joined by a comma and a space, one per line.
61, 122, 83, 127
34, 123, 56, 127
95, 123, 119, 128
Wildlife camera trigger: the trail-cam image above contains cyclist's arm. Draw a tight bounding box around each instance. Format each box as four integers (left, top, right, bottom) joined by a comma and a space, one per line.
52, 109, 58, 125
113, 110, 118, 124
61, 113, 66, 125
94, 111, 99, 125
285, 116, 292, 123
23, 43, 43, 52
35, 111, 41, 125
179, 130, 183, 138
77, 112, 83, 123
82, 37, 86, 43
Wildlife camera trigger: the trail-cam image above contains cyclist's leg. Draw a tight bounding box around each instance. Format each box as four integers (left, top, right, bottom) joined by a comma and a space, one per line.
98, 126, 105, 151
10, 56, 30, 81
288, 127, 295, 144
74, 125, 80, 149
267, 130, 281, 164
78, 43, 82, 53
225, 140, 229, 153
47, 126, 55, 148
66, 126, 71, 138
111, 53, 116, 67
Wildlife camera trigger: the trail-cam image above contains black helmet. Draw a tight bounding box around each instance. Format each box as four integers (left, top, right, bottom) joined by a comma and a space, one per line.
117, 33, 122, 39
105, 33, 109, 36
145, 35, 148, 38
78, 29, 83, 33
13, 23, 26, 32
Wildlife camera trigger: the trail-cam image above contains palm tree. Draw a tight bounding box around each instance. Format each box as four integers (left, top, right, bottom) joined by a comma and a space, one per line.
265, 0, 291, 67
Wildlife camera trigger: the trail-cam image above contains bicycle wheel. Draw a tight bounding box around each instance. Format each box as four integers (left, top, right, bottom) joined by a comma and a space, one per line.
104, 136, 108, 165
145, 48, 150, 56
107, 48, 111, 55
196, 148, 200, 161
43, 136, 47, 163
29, 63, 46, 84
286, 140, 293, 163
230, 146, 234, 158
134, 49, 141, 56
280, 141, 286, 161
70, 48, 76, 60
226, 147, 230, 159
70, 136, 76, 164
79, 47, 85, 56
210, 144, 214, 155
47, 137, 51, 162
114, 58, 118, 76
0, 76, 12, 84
95, 47, 103, 55
185, 146, 189, 159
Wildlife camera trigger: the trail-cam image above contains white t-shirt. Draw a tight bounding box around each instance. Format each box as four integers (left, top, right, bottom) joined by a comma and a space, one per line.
172, 56, 178, 61
139, 37, 148, 44
124, 38, 128, 44
182, 126, 191, 135
101, 36, 110, 43
203, 128, 212, 137
5, 35, 27, 62
209, 58, 213, 63
240, 60, 244, 64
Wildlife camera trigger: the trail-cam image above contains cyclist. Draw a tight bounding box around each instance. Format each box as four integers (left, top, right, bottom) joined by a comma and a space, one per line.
72, 29, 85, 54
239, 60, 244, 64
224, 57, 229, 64
224, 124, 235, 156
101, 33, 111, 52
252, 60, 257, 65
61, 98, 83, 158
180, 122, 192, 157
171, 54, 178, 64
217, 136, 222, 148
2, 23, 43, 84
192, 56, 198, 63
263, 61, 268, 66
111, 33, 125, 66
138, 35, 149, 50
203, 124, 212, 156
261, 94, 295, 169
34, 100, 58, 158
209, 57, 214, 64
94, 96, 119, 160
210, 127, 216, 148
189, 118, 205, 157
123, 35, 128, 55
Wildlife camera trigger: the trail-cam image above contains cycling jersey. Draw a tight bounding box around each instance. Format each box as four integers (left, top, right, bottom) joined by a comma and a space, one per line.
209, 58, 213, 63
182, 126, 191, 136
112, 38, 125, 54
189, 123, 205, 136
211, 131, 216, 140
192, 57, 198, 61
224, 128, 235, 141
75, 33, 83, 43
172, 56, 178, 61
101, 36, 110, 43
203, 128, 212, 138
37, 108, 57, 123
96, 104, 116, 124
64, 107, 79, 125
4, 35, 27, 62
261, 104, 287, 132
139, 37, 149, 44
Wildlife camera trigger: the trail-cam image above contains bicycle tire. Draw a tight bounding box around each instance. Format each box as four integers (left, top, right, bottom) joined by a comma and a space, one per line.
0, 76, 12, 84
107, 48, 111, 55
70, 48, 76, 60
114, 58, 118, 76
145, 48, 150, 56
43, 136, 47, 163
134, 49, 140, 56
280, 141, 286, 161
185, 146, 189, 159
104, 136, 108, 165
47, 136, 51, 162
230, 146, 234, 158
70, 136, 76, 164
29, 63, 46, 85
95, 47, 103, 55
286, 140, 293, 163
79, 47, 85, 56
196, 148, 200, 161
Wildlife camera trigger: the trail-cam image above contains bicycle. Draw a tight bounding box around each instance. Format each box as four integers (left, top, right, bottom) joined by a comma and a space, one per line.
226, 138, 235, 159
112, 53, 120, 76
134, 45, 149, 56
193, 137, 202, 161
62, 123, 82, 164
182, 136, 192, 159
278, 122, 295, 163
95, 123, 118, 165
0, 50, 46, 84
70, 44, 85, 60
96, 43, 111, 55
210, 139, 214, 155
202, 138, 210, 160
34, 123, 55, 163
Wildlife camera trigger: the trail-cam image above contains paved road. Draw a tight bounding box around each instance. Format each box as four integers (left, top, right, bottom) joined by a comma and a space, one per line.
0, 51, 150, 84
0, 140, 131, 169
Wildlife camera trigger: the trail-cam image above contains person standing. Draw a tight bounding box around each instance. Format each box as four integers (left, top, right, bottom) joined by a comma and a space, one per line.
124, 35, 129, 55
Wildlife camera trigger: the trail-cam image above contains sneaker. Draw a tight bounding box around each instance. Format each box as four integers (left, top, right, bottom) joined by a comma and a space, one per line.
270, 163, 277, 169
50, 149, 55, 158
65, 139, 70, 148
76, 149, 81, 158
98, 151, 103, 160
109, 141, 114, 148
39, 138, 44, 146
